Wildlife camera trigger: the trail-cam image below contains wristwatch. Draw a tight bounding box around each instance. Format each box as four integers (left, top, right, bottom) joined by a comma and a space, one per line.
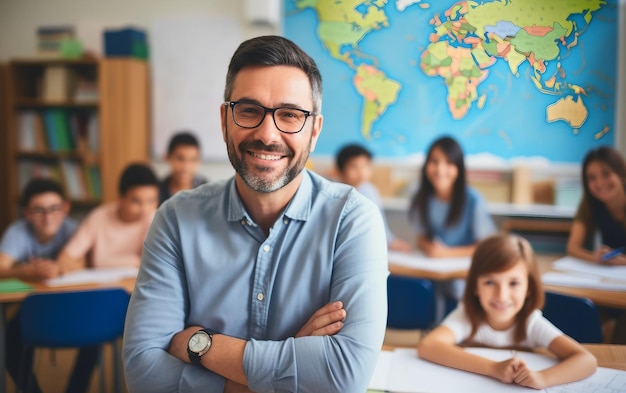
187, 328, 214, 366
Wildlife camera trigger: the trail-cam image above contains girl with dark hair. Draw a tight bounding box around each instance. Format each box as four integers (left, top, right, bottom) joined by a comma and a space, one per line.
567, 146, 626, 265
409, 136, 496, 299
410, 136, 495, 257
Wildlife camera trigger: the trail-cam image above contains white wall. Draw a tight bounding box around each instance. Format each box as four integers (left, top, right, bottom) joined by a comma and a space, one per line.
0, 0, 278, 182
0, 0, 278, 61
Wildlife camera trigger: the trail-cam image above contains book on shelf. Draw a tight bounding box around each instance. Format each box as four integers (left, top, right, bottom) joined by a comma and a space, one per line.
18, 160, 61, 192
87, 113, 99, 151
60, 160, 88, 200
37, 25, 75, 58
73, 80, 99, 102
17, 111, 47, 152
41, 109, 76, 151
84, 165, 102, 199
42, 65, 74, 101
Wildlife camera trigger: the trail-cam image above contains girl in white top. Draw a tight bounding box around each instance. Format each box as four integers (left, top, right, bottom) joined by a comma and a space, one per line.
418, 234, 597, 389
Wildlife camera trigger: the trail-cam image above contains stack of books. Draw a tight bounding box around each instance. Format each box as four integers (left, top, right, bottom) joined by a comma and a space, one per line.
37, 26, 75, 58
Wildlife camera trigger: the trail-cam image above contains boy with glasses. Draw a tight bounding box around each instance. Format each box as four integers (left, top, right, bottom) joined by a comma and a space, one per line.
0, 178, 76, 280
1, 178, 77, 393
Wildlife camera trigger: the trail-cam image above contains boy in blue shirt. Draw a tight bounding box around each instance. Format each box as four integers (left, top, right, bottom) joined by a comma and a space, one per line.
1, 178, 77, 393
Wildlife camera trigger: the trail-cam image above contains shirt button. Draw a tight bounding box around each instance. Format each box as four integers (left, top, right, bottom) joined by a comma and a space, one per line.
263, 245, 270, 253
241, 219, 247, 225
283, 218, 289, 224
257, 293, 264, 301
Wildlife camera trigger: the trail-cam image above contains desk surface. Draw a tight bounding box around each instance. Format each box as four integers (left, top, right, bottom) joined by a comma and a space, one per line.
388, 253, 626, 310
383, 198, 576, 219
0, 277, 135, 304
382, 344, 626, 371
388, 262, 467, 281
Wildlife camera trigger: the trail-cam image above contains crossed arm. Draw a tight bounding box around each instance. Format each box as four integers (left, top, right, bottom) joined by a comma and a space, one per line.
168, 301, 347, 391
418, 326, 597, 389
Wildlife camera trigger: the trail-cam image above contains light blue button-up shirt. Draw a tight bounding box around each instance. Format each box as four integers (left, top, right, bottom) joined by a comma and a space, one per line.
123, 170, 388, 393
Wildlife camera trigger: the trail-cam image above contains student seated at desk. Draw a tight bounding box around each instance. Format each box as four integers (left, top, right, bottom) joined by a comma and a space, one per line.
0, 178, 76, 279
409, 136, 496, 299
58, 163, 159, 272
567, 146, 626, 266
50, 163, 158, 392
159, 131, 208, 205
418, 234, 597, 389
1, 179, 78, 393
335, 144, 412, 252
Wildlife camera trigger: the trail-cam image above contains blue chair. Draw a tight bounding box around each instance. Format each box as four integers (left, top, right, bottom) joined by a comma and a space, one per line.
19, 288, 130, 393
542, 291, 603, 343
387, 275, 436, 330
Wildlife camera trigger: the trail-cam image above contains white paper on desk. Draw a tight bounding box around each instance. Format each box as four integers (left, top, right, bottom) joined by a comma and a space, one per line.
542, 272, 626, 291
383, 348, 555, 393
388, 251, 470, 273
369, 350, 392, 391
553, 256, 626, 282
45, 267, 139, 287
370, 347, 626, 393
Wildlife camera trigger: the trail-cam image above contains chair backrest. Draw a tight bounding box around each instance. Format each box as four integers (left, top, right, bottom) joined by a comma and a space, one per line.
387, 275, 435, 330
542, 291, 603, 344
20, 288, 131, 348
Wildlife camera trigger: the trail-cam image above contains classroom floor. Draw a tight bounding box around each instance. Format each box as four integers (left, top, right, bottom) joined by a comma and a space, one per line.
5, 343, 125, 393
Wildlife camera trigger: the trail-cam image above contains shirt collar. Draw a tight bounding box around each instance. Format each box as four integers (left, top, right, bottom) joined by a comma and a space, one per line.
226, 170, 313, 223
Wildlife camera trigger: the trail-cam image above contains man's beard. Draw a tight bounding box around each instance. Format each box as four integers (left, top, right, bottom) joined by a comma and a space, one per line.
226, 128, 311, 193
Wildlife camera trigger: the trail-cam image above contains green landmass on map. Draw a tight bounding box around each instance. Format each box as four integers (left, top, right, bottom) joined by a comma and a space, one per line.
420, 0, 605, 129
295, 0, 401, 139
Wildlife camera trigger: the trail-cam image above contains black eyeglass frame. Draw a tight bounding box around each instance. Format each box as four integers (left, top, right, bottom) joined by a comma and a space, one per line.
226, 101, 317, 134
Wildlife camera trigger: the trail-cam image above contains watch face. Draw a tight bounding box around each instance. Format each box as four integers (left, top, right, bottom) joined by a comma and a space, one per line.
189, 331, 210, 353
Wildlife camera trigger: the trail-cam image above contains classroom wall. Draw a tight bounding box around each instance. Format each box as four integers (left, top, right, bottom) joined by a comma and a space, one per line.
0, 0, 277, 61
0, 0, 276, 183
1, 0, 624, 185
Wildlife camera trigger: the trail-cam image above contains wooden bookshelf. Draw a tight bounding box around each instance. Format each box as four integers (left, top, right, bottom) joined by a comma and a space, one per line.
0, 64, 9, 233
1, 58, 149, 229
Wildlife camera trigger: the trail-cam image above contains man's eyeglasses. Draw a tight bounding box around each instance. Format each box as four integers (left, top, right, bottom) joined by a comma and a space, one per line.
27, 204, 64, 217
226, 101, 316, 134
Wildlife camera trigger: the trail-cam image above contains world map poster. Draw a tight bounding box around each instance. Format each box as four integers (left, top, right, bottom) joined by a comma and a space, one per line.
284, 0, 620, 163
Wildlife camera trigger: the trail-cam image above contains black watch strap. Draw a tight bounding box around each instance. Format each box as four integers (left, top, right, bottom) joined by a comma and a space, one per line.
187, 328, 219, 366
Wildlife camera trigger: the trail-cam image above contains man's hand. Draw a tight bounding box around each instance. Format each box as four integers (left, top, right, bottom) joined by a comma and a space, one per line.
168, 325, 203, 363
296, 301, 346, 338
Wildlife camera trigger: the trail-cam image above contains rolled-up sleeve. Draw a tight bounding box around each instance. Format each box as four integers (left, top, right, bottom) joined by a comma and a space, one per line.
243, 195, 389, 393
122, 207, 226, 393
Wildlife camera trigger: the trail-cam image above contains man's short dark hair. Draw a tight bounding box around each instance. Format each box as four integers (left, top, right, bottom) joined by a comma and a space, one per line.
336, 144, 373, 173
20, 178, 66, 207
224, 35, 323, 113
118, 163, 158, 196
167, 131, 201, 155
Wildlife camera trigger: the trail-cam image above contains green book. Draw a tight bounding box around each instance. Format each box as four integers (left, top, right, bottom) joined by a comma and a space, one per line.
0, 278, 34, 293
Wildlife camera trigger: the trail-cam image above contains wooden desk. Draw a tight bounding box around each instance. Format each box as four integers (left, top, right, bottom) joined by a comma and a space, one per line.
388, 263, 467, 281
0, 277, 135, 392
382, 344, 626, 371
537, 254, 626, 310
388, 255, 468, 323
389, 253, 626, 327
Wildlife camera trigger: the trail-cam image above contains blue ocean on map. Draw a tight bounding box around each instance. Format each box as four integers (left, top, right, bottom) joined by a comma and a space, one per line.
284, 0, 618, 163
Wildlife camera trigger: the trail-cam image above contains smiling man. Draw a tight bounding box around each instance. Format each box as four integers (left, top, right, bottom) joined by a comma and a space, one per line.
123, 36, 388, 393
